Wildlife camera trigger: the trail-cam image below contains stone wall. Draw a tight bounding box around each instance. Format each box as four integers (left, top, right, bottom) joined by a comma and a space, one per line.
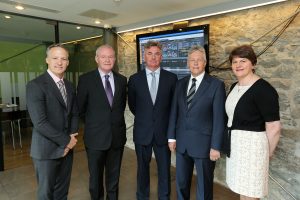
119, 1, 300, 199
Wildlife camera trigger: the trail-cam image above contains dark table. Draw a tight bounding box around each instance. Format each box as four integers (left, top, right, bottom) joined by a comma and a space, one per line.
0, 105, 28, 171
0, 120, 3, 171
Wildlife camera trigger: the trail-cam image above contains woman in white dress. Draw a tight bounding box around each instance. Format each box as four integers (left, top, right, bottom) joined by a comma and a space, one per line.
225, 45, 281, 200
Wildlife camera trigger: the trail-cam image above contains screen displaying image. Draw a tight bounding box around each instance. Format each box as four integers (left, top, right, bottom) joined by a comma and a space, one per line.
136, 25, 209, 79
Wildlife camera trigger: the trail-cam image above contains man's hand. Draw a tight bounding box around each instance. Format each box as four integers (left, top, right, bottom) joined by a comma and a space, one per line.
168, 141, 176, 152
210, 148, 220, 161
63, 147, 70, 157
67, 133, 78, 149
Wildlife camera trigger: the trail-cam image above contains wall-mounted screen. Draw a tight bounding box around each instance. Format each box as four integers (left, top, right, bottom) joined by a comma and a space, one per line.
136, 24, 209, 79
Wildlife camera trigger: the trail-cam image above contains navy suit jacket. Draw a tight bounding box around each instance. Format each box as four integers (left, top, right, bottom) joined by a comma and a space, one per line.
167, 73, 226, 158
26, 72, 79, 159
128, 69, 177, 146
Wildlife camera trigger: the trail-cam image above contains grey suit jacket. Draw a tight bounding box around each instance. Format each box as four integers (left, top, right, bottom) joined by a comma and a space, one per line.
26, 72, 79, 159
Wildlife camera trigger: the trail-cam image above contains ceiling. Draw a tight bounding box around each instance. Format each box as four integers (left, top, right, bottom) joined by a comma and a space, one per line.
0, 0, 286, 33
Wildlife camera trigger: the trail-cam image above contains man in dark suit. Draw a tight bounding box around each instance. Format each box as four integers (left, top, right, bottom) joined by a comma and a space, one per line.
26, 44, 79, 200
128, 40, 177, 200
77, 44, 127, 200
167, 46, 225, 200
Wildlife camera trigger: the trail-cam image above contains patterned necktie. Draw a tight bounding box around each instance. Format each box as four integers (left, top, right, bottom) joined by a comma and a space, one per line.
187, 78, 196, 108
150, 72, 157, 104
57, 80, 67, 106
105, 74, 113, 107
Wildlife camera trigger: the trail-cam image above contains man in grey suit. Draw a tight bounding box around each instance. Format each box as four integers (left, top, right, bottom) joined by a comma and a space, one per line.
168, 46, 225, 200
77, 44, 127, 200
26, 44, 79, 200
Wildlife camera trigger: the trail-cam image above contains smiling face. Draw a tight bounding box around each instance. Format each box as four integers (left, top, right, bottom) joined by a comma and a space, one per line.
95, 46, 116, 73
231, 56, 254, 79
188, 50, 207, 77
46, 47, 69, 79
144, 46, 162, 71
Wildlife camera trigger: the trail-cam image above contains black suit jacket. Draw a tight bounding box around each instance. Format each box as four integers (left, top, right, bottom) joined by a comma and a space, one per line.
77, 69, 127, 150
128, 69, 177, 145
26, 72, 79, 159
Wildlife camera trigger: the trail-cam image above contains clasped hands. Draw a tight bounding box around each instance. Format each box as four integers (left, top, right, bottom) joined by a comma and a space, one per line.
168, 141, 221, 161
63, 133, 78, 156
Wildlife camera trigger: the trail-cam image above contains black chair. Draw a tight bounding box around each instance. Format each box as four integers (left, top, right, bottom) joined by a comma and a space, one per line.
0, 111, 16, 149
15, 110, 32, 148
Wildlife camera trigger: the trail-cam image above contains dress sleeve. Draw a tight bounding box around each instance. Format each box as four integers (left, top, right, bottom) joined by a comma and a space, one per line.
254, 80, 280, 122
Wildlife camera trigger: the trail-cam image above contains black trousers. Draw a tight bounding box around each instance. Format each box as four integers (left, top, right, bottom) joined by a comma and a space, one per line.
135, 143, 171, 200
86, 147, 124, 200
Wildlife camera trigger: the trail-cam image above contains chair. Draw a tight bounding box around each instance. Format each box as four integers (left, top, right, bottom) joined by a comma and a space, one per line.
0, 111, 16, 149
14, 110, 32, 148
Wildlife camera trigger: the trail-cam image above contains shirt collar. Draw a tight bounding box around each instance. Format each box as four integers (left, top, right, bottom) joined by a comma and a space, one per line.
47, 69, 64, 83
190, 71, 205, 82
98, 68, 112, 78
145, 67, 161, 75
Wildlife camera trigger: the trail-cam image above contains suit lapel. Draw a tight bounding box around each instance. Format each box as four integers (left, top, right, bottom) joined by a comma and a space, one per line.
94, 69, 111, 108
64, 80, 73, 112
112, 71, 120, 108
188, 73, 210, 110
154, 69, 165, 105
44, 73, 67, 109
141, 70, 153, 105
182, 76, 190, 110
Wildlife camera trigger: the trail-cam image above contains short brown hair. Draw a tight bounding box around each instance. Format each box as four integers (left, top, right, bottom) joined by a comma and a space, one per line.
229, 45, 257, 65
144, 40, 162, 51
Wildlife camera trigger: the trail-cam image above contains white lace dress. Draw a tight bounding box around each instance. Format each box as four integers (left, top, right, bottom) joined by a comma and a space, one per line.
225, 85, 269, 198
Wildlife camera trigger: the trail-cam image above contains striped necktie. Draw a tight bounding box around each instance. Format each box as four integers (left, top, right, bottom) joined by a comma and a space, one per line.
187, 78, 196, 108
57, 80, 67, 106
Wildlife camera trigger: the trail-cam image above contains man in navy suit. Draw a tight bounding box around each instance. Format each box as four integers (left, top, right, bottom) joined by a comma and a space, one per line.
128, 40, 177, 200
167, 46, 225, 200
26, 44, 79, 200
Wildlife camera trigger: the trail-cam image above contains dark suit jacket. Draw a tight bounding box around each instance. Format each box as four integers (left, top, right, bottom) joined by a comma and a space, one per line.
77, 69, 127, 150
128, 69, 177, 145
26, 72, 79, 159
167, 73, 226, 158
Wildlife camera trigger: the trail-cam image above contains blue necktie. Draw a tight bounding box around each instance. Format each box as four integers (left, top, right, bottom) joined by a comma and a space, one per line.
150, 72, 157, 104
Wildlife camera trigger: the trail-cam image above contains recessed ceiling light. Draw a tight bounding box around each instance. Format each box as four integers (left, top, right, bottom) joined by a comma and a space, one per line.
15, 5, 24, 10
4, 15, 11, 19
76, 26, 81, 30
94, 20, 101, 24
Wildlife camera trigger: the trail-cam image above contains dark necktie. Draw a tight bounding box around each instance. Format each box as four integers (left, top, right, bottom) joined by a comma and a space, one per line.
57, 80, 67, 106
187, 78, 196, 108
105, 75, 113, 107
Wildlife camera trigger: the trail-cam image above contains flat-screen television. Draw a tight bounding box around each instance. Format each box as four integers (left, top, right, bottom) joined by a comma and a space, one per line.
136, 24, 209, 79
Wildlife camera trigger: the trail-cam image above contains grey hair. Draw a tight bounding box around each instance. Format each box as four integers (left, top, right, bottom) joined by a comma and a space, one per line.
46, 43, 68, 57
95, 44, 115, 57
187, 46, 206, 62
